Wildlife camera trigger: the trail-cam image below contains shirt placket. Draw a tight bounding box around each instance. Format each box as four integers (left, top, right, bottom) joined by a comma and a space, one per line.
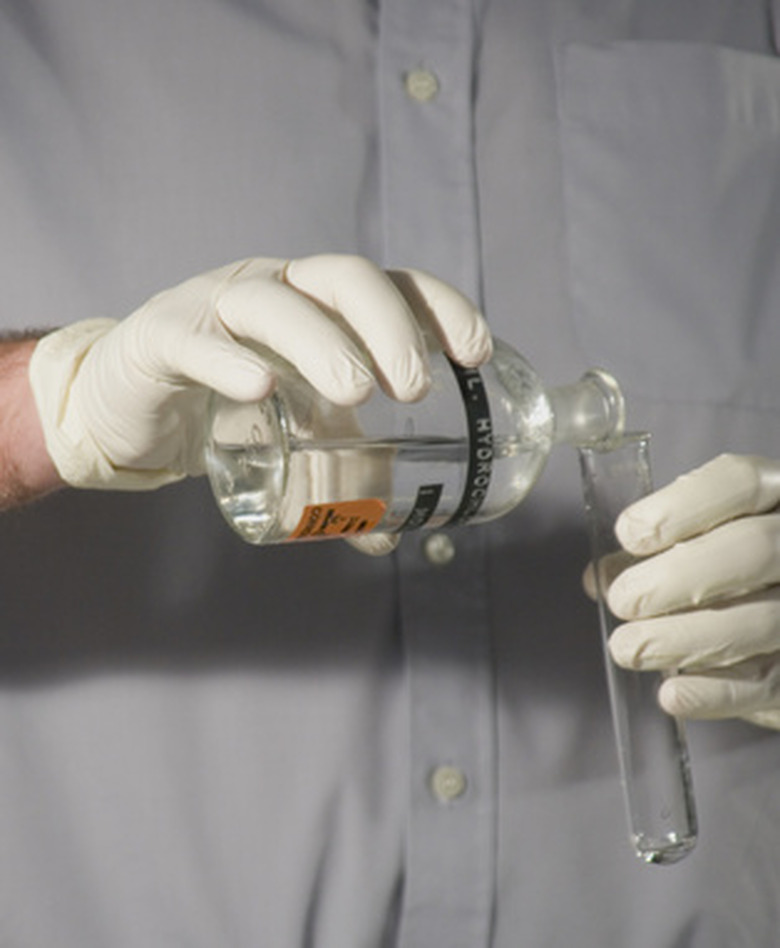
377, 1, 497, 946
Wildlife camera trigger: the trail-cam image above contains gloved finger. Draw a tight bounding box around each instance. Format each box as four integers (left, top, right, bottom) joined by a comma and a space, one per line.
608, 514, 780, 620
124, 259, 356, 405
739, 708, 780, 730
386, 268, 493, 368
657, 654, 780, 720
615, 454, 780, 556
158, 332, 277, 403
609, 588, 780, 671
581, 549, 636, 601
283, 255, 432, 402
217, 266, 377, 407
346, 532, 402, 556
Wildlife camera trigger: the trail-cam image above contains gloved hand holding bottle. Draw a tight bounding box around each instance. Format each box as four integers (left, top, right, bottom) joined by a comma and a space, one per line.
31, 252, 624, 552
605, 453, 780, 730
30, 254, 493, 492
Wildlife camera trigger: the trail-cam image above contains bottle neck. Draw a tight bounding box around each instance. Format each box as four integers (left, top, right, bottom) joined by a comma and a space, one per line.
547, 369, 625, 447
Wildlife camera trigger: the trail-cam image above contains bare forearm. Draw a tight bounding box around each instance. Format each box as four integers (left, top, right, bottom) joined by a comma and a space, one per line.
0, 333, 64, 509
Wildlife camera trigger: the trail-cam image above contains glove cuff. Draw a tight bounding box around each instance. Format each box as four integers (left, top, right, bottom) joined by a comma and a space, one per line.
29, 320, 183, 491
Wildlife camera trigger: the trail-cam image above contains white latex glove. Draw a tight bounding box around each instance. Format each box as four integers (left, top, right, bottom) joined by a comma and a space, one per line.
605, 453, 780, 729
30, 254, 492, 498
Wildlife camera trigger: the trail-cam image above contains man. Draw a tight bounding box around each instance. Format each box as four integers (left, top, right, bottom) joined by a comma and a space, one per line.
2, 1, 780, 945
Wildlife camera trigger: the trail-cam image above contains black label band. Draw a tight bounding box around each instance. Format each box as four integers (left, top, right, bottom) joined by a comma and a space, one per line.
447, 359, 493, 525
400, 483, 444, 531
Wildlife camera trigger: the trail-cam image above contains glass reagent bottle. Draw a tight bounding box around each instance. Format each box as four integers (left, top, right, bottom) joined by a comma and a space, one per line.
205, 339, 625, 545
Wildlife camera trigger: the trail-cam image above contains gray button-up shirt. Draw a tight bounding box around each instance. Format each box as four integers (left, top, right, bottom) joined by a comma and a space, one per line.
2, 1, 780, 945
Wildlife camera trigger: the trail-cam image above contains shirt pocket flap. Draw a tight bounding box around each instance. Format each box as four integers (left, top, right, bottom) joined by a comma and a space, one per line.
557, 42, 780, 409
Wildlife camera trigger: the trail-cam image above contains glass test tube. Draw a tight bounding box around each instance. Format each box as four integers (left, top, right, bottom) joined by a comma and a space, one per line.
578, 433, 697, 865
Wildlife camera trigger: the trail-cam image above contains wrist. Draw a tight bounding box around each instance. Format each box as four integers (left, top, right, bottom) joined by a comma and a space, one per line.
0, 333, 65, 509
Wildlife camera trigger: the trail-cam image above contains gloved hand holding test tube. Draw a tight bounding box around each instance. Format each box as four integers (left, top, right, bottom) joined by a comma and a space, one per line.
579, 433, 698, 865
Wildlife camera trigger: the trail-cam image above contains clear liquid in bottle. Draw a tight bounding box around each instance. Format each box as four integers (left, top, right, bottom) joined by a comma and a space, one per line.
205, 340, 624, 545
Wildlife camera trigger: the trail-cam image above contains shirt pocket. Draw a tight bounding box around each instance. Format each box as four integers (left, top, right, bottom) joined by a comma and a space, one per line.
556, 42, 780, 410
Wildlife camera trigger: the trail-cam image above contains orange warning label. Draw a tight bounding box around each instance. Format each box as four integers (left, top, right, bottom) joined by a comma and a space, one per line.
289, 499, 387, 540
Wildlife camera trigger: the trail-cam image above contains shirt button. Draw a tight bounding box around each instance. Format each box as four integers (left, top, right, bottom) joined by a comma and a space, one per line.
404, 68, 440, 103
430, 765, 468, 804
422, 531, 456, 566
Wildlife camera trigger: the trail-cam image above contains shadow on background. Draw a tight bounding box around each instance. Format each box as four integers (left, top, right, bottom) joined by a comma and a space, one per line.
0, 478, 598, 684
0, 476, 771, 764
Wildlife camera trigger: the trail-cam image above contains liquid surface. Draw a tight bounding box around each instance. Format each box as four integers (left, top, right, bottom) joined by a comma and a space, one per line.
633, 831, 697, 866
207, 434, 549, 544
